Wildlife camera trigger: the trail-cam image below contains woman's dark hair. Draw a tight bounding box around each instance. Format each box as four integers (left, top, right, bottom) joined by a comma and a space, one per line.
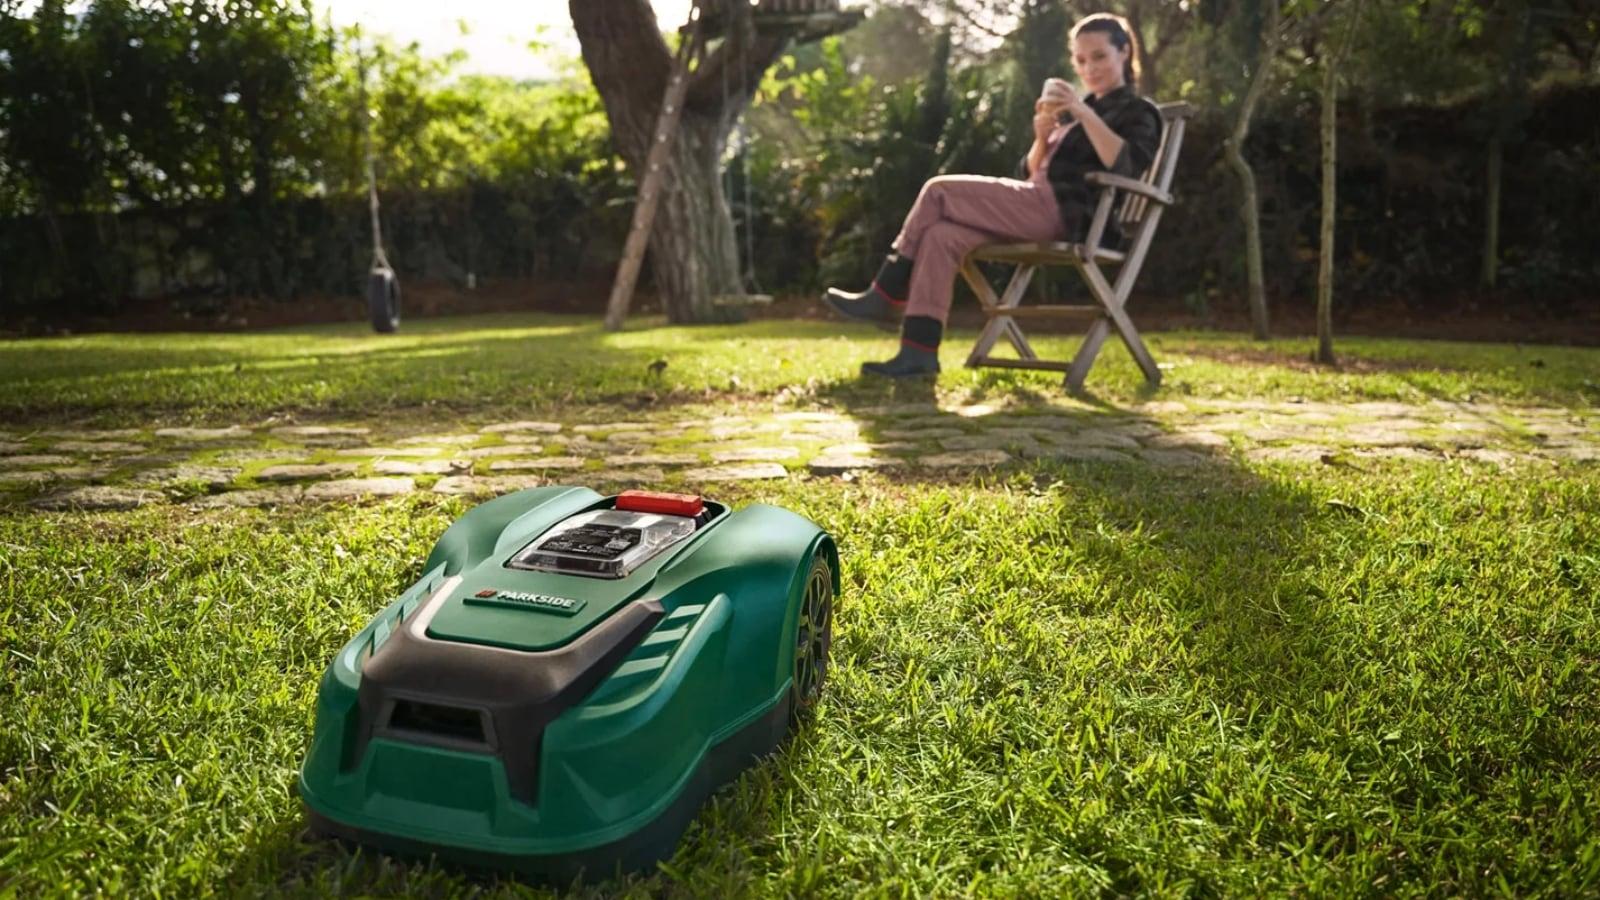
1070, 13, 1141, 92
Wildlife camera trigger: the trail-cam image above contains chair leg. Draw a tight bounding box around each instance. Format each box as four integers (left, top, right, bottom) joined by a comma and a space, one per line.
964, 261, 1038, 367
1074, 263, 1162, 390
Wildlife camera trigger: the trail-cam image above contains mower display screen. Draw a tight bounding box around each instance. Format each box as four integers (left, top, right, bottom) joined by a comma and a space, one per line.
540, 524, 641, 561
508, 508, 698, 579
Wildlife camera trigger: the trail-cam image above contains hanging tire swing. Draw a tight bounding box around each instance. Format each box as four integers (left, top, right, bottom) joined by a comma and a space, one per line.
367, 264, 400, 333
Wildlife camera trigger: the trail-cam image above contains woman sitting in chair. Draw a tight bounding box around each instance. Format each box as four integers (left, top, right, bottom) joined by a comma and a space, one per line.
822, 12, 1163, 377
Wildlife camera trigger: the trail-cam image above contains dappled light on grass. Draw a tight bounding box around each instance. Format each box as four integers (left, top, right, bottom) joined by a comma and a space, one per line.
2, 314, 1596, 423
3, 466, 1597, 894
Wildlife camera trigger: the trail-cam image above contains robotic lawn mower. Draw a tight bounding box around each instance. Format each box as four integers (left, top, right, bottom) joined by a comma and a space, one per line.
299, 486, 838, 879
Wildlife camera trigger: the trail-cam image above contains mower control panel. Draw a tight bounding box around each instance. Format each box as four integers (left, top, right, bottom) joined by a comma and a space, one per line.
507, 501, 702, 579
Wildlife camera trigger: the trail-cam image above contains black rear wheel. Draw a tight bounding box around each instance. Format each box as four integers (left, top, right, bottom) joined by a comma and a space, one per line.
790, 553, 834, 724
368, 266, 400, 333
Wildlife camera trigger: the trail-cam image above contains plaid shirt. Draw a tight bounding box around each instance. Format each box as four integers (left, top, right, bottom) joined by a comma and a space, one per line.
1017, 85, 1163, 245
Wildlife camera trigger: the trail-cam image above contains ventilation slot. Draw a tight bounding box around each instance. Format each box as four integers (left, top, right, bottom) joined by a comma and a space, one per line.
386, 700, 488, 747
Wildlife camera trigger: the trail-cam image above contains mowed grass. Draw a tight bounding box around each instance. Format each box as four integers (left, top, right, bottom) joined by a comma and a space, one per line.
3, 467, 1599, 896
2, 318, 1599, 896
0, 312, 1596, 423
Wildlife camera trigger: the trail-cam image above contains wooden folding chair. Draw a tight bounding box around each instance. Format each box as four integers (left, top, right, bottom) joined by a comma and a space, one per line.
961, 101, 1193, 392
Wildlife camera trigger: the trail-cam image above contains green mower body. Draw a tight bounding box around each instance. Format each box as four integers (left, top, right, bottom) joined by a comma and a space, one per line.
298, 486, 838, 879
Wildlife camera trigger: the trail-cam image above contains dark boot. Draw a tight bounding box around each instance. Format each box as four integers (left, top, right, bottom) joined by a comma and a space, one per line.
822, 253, 913, 331
861, 315, 942, 378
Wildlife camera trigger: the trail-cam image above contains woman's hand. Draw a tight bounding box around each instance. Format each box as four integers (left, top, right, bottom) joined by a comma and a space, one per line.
1032, 104, 1060, 144
1057, 88, 1090, 121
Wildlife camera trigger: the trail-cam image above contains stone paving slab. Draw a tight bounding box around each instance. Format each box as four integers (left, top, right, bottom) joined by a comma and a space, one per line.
461, 444, 543, 458
6, 398, 1597, 510
134, 466, 241, 490
258, 463, 361, 482
2, 454, 76, 467
482, 421, 563, 434
433, 475, 546, 496
602, 453, 702, 466
374, 460, 470, 476
711, 447, 800, 463
489, 457, 586, 472
809, 454, 907, 475
270, 425, 371, 437
920, 449, 1012, 468
52, 441, 146, 454
189, 487, 304, 508
682, 463, 789, 482
303, 477, 416, 501
155, 426, 252, 441
33, 486, 165, 510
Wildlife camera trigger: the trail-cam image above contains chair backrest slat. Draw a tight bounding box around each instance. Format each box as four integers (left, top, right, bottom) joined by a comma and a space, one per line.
1115, 101, 1191, 233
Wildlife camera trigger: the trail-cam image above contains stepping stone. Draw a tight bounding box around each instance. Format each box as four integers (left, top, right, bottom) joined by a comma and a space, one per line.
603, 453, 701, 467
774, 411, 843, 423
1339, 427, 1422, 448
853, 403, 941, 417
374, 459, 471, 476
939, 434, 1042, 453
682, 463, 788, 482
52, 441, 146, 454
953, 404, 1001, 418
300, 436, 368, 449
1136, 401, 1190, 415
189, 487, 304, 509
213, 449, 299, 463
1246, 445, 1338, 465
606, 431, 659, 444
878, 427, 964, 441
572, 422, 654, 434
40, 428, 142, 440
1104, 421, 1165, 438
257, 463, 360, 482
270, 425, 371, 437
461, 444, 542, 459
331, 447, 442, 458
711, 447, 799, 463
919, 449, 1011, 468
482, 421, 562, 434
433, 475, 545, 496
1540, 445, 1600, 462
398, 434, 478, 446
1057, 430, 1142, 450
32, 486, 165, 511
1, 454, 75, 467
1452, 448, 1526, 468
1353, 447, 1443, 463
709, 424, 761, 440
808, 454, 906, 475
821, 442, 915, 456
1139, 448, 1211, 467
489, 457, 586, 472
589, 468, 667, 485
117, 454, 190, 467
779, 428, 862, 444
134, 466, 241, 490
155, 426, 252, 441
0, 470, 69, 486
0, 442, 26, 454
1145, 431, 1230, 450
1025, 446, 1133, 464
304, 477, 416, 502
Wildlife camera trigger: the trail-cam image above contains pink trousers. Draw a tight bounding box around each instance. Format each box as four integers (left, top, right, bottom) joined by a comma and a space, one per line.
892, 175, 1065, 322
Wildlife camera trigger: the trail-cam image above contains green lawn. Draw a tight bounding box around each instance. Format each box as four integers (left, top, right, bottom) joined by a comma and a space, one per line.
0, 313, 1595, 423
2, 314, 1598, 897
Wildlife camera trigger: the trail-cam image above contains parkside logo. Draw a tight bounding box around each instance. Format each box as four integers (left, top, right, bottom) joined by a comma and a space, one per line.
470, 588, 584, 614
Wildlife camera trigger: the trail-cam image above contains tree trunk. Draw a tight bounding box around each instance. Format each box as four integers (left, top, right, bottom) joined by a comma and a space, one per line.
1223, 0, 1280, 342
651, 111, 745, 323
1481, 131, 1502, 288
572, 0, 785, 325
1315, 49, 1337, 365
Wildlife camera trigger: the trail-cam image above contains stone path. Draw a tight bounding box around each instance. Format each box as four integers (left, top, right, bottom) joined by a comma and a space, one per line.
1, 398, 1594, 511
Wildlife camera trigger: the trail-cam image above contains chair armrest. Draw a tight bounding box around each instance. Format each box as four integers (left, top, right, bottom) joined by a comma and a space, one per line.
1083, 172, 1173, 206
